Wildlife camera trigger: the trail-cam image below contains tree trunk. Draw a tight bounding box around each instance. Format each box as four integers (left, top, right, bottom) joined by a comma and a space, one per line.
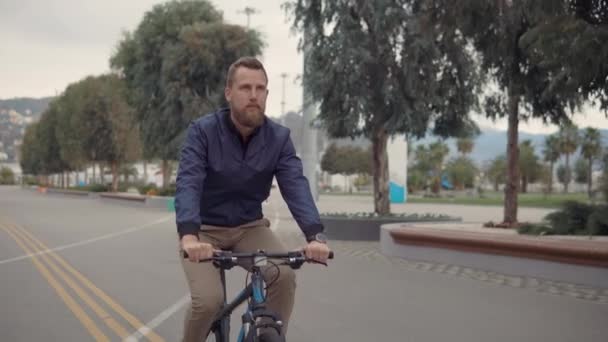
372, 126, 390, 215
111, 161, 119, 192
99, 163, 104, 184
588, 157, 593, 198
549, 161, 554, 193
92, 164, 96, 184
564, 153, 571, 193
162, 159, 170, 188
143, 160, 148, 184
503, 91, 520, 226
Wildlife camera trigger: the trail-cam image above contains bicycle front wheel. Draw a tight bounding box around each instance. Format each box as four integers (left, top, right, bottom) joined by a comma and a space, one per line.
257, 331, 286, 342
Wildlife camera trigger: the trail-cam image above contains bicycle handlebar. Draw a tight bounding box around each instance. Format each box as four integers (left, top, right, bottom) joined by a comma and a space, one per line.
182, 250, 334, 269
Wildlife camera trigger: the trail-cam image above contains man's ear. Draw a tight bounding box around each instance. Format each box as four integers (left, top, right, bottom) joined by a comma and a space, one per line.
224, 86, 231, 102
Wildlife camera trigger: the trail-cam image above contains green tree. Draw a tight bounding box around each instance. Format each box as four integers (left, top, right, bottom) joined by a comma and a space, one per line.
111, 0, 264, 187
558, 122, 580, 193
519, 140, 541, 193
321, 144, 371, 192
431, 1, 594, 226
19, 123, 42, 178
285, 1, 480, 214
456, 138, 474, 157
486, 155, 507, 192
56, 75, 142, 192
445, 157, 477, 190
36, 101, 72, 187
0, 167, 15, 185
580, 127, 603, 197
320, 143, 340, 175
574, 157, 590, 184
543, 134, 561, 193
519, 0, 608, 113
557, 164, 571, 188
429, 141, 450, 194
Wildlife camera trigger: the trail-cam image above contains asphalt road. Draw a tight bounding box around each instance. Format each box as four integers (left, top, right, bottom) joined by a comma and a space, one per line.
0, 186, 607, 342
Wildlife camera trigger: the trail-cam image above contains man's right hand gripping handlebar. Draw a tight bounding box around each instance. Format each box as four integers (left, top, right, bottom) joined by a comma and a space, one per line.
180, 235, 218, 262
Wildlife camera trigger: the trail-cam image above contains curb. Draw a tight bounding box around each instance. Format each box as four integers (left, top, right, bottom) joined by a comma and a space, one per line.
380, 223, 608, 288
37, 186, 175, 212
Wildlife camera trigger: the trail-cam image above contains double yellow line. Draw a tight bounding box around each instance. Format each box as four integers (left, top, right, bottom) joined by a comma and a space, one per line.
0, 221, 165, 342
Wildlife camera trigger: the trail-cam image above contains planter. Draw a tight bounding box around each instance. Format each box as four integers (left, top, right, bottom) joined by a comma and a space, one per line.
321, 214, 461, 241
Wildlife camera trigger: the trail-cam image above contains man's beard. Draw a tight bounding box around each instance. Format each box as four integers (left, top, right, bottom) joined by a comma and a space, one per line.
233, 105, 265, 128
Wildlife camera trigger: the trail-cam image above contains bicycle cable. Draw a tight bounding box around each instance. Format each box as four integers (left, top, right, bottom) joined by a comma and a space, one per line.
244, 258, 281, 307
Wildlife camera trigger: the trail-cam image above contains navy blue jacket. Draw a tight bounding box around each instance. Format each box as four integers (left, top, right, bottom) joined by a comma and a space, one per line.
175, 108, 324, 239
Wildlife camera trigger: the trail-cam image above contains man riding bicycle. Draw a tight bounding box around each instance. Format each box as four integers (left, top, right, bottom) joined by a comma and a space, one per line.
175, 56, 331, 342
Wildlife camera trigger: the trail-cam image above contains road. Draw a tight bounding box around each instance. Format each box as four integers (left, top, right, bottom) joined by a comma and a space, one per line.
0, 186, 607, 341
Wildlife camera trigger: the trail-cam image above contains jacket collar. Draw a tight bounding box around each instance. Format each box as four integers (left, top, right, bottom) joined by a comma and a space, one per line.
217, 107, 267, 160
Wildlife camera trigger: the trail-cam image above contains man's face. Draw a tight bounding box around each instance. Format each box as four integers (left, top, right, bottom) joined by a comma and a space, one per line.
225, 67, 268, 128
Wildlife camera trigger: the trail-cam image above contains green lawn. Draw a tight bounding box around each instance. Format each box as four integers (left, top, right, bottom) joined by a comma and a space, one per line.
322, 191, 596, 209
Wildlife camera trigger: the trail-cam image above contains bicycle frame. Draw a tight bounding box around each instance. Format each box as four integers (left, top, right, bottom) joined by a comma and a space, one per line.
210, 266, 269, 342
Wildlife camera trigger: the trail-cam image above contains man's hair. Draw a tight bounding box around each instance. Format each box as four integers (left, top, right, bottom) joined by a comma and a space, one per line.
226, 57, 268, 87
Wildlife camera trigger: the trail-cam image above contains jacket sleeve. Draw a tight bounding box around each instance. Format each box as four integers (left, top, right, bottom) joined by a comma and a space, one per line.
275, 134, 324, 238
175, 122, 208, 239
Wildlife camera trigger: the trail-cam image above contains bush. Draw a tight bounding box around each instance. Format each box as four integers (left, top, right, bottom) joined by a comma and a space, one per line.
601, 172, 608, 202
520, 201, 608, 236
587, 207, 608, 235
517, 223, 554, 235
545, 201, 594, 235
158, 184, 176, 197
0, 167, 15, 185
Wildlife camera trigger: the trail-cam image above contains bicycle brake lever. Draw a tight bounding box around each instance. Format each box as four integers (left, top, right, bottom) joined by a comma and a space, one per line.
306, 259, 328, 267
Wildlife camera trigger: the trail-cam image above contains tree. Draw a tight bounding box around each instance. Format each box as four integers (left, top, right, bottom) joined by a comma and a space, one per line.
431, 1, 596, 226
445, 157, 477, 190
580, 127, 603, 197
429, 141, 450, 194
285, 1, 480, 214
36, 101, 72, 186
19, 123, 42, 178
519, 0, 608, 113
54, 75, 142, 192
557, 164, 571, 188
519, 140, 542, 193
574, 157, 590, 184
558, 122, 580, 193
486, 155, 507, 192
543, 134, 561, 193
320, 143, 371, 192
0, 167, 15, 185
456, 138, 474, 157
111, 0, 264, 187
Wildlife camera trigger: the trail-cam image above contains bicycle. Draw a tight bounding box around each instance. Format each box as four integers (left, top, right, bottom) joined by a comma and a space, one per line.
183, 249, 334, 342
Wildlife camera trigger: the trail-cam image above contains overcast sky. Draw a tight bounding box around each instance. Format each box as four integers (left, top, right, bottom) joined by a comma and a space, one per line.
1, 0, 606, 134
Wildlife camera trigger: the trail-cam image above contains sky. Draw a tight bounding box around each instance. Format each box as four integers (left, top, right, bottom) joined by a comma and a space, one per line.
1, 0, 606, 135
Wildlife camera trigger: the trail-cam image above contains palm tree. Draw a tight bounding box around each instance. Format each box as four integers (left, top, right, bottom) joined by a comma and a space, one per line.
456, 138, 474, 157
429, 141, 450, 194
580, 127, 603, 198
558, 123, 580, 193
542, 134, 561, 193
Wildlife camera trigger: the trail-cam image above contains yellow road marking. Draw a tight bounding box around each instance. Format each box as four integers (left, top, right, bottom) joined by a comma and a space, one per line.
0, 223, 110, 342
9, 222, 165, 342
7, 223, 131, 339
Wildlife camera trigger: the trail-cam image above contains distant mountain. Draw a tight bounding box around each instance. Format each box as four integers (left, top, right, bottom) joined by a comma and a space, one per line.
0, 97, 54, 162
411, 127, 608, 166
0, 97, 54, 118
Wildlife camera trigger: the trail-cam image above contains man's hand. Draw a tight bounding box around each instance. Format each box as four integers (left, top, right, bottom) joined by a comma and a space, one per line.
181, 235, 215, 262
304, 241, 331, 263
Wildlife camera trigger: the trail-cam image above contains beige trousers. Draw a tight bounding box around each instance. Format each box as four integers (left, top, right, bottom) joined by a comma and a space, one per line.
179, 219, 296, 342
